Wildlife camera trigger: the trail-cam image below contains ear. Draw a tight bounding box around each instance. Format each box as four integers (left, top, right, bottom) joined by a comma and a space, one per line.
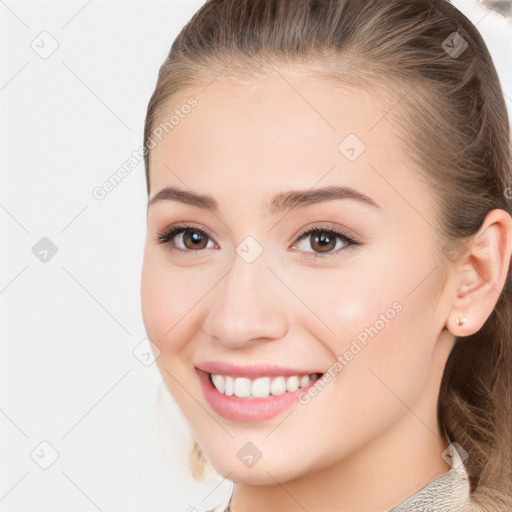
445, 208, 512, 337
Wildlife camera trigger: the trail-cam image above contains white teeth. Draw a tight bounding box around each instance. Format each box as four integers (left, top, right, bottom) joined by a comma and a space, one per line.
300, 375, 310, 387
224, 376, 234, 396
251, 377, 270, 398
233, 377, 251, 398
270, 376, 286, 396
211, 374, 225, 394
286, 375, 300, 392
210, 373, 319, 398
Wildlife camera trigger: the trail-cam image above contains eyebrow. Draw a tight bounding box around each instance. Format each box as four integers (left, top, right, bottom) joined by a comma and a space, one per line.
147, 185, 381, 215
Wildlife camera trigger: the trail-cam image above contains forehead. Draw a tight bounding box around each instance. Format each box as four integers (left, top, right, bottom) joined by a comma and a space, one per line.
148, 72, 421, 213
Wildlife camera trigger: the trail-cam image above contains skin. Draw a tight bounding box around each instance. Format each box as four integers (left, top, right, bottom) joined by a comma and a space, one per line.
140, 68, 512, 512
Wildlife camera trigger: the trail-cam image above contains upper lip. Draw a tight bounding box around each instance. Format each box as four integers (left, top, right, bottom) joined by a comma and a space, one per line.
196, 361, 324, 378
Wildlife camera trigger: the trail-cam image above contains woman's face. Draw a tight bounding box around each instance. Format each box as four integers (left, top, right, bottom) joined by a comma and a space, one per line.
141, 71, 453, 483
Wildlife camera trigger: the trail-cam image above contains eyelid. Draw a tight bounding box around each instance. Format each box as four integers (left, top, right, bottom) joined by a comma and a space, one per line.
155, 222, 219, 254
289, 223, 361, 259
291, 221, 360, 244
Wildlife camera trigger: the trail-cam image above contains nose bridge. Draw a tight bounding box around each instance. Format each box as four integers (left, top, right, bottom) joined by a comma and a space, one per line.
202, 248, 287, 347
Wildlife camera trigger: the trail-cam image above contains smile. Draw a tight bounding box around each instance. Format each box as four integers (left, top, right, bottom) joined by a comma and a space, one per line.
195, 363, 325, 422
208, 373, 322, 398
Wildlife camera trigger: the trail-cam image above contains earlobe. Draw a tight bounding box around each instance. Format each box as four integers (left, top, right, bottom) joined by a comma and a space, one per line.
455, 316, 466, 326
446, 314, 469, 337
445, 209, 512, 338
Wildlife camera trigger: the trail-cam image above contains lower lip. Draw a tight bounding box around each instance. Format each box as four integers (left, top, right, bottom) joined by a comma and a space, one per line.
196, 369, 320, 423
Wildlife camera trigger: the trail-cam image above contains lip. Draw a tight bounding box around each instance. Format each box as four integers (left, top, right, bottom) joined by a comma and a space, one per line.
195, 367, 323, 422
196, 361, 323, 378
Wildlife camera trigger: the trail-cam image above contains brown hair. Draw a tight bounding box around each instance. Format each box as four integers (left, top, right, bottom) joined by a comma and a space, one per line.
143, 0, 512, 508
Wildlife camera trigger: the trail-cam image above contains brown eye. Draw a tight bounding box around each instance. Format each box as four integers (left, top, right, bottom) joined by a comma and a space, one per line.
309, 231, 337, 253
181, 229, 209, 250
156, 226, 216, 252
291, 227, 359, 258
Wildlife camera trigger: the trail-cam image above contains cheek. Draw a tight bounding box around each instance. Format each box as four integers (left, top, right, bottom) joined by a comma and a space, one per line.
281, 243, 439, 401
140, 258, 199, 350
140, 250, 229, 358
140, 257, 209, 421
278, 252, 419, 349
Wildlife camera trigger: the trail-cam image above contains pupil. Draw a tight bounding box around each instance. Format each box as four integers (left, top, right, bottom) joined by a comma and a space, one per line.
313, 232, 335, 252
185, 230, 206, 249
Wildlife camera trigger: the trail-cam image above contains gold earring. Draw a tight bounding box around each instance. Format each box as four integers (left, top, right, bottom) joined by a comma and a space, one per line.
456, 316, 467, 326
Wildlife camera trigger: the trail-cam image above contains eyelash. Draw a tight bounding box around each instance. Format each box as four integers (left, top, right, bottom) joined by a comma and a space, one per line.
155, 223, 361, 259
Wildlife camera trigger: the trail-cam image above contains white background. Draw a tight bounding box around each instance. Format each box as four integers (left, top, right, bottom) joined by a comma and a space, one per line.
0, 1, 510, 511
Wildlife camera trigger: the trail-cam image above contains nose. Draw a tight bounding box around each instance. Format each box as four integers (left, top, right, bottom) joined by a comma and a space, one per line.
202, 252, 288, 349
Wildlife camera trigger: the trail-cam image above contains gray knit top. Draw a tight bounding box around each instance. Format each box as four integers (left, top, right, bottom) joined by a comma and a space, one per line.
390, 443, 472, 511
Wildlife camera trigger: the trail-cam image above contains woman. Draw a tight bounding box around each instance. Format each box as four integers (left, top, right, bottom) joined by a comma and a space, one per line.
140, 0, 512, 510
